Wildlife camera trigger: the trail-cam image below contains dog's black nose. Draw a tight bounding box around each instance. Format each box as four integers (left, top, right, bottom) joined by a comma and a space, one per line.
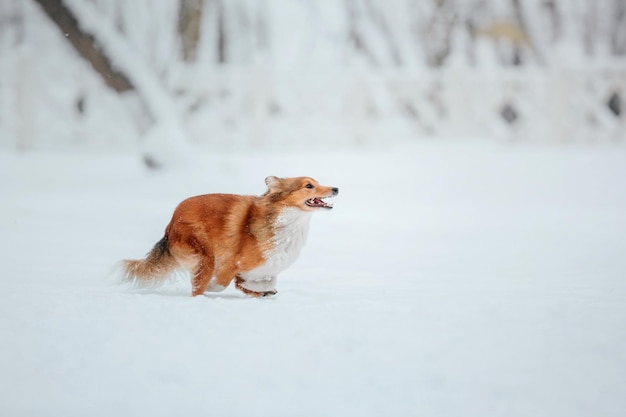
332, 187, 339, 195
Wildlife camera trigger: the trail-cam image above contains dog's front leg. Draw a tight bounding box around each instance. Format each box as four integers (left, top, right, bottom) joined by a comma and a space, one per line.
235, 276, 277, 297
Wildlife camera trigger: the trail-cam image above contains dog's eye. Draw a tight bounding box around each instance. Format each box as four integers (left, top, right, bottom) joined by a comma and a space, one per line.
305, 184, 314, 189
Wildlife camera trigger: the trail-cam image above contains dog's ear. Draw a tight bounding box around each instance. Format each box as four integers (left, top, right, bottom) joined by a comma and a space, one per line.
265, 176, 282, 192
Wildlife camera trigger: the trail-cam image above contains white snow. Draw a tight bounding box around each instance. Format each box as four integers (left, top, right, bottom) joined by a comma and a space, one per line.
1, 143, 625, 416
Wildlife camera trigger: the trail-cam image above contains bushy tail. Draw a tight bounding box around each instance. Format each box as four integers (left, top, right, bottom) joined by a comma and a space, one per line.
122, 236, 178, 287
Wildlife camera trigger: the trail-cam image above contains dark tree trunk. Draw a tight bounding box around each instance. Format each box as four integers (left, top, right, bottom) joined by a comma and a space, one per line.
216, 0, 227, 63
611, 0, 626, 55
511, 0, 544, 65
32, 0, 134, 92
178, 0, 204, 62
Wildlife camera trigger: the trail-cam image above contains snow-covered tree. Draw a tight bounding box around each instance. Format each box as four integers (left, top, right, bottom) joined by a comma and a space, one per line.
0, 0, 624, 153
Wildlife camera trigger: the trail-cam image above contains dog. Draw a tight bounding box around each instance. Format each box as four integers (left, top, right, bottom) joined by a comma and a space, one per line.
122, 176, 338, 297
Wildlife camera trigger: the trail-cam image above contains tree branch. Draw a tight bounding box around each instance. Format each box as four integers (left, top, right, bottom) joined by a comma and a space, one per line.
32, 0, 133, 93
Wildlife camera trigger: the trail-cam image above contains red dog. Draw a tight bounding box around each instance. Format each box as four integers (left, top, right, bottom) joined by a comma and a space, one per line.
123, 176, 338, 297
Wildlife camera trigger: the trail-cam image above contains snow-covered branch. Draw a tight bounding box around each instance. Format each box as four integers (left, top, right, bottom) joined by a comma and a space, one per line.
63, 0, 192, 168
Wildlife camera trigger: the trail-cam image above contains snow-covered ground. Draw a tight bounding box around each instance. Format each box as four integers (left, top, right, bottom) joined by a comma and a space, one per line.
1, 143, 626, 417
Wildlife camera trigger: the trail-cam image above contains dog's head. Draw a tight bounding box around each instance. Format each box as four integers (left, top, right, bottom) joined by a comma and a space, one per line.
264, 176, 338, 212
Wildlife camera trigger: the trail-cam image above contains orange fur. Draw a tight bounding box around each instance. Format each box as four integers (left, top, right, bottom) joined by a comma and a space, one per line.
122, 176, 338, 297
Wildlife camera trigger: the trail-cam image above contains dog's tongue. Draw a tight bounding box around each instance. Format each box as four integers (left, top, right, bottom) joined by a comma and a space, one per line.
306, 197, 333, 209
314, 198, 332, 208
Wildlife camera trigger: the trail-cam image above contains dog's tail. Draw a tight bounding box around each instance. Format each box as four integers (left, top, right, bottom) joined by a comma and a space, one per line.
122, 236, 178, 287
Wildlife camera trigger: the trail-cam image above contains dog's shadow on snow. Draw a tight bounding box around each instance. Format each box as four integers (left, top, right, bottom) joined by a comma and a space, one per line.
201, 293, 276, 301
124, 287, 274, 301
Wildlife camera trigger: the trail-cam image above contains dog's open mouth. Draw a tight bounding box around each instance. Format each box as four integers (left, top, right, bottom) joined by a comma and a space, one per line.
305, 197, 333, 209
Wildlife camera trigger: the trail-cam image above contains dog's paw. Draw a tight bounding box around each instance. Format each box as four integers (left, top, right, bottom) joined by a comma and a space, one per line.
261, 290, 277, 297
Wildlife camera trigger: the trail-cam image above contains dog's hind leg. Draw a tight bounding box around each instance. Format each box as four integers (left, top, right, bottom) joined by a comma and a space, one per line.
191, 258, 215, 296
205, 264, 239, 293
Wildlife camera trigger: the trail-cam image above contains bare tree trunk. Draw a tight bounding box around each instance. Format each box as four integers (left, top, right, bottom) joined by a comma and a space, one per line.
511, 0, 544, 65
420, 0, 457, 67
363, 0, 402, 66
345, 0, 378, 66
216, 0, 227, 63
32, 0, 133, 93
178, 0, 204, 62
583, 0, 597, 56
611, 0, 626, 55
542, 0, 561, 42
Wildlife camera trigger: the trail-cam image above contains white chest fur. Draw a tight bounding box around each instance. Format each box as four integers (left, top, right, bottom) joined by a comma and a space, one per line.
242, 208, 312, 281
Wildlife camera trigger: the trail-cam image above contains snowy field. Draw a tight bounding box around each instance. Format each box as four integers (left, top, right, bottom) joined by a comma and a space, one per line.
1, 143, 626, 417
